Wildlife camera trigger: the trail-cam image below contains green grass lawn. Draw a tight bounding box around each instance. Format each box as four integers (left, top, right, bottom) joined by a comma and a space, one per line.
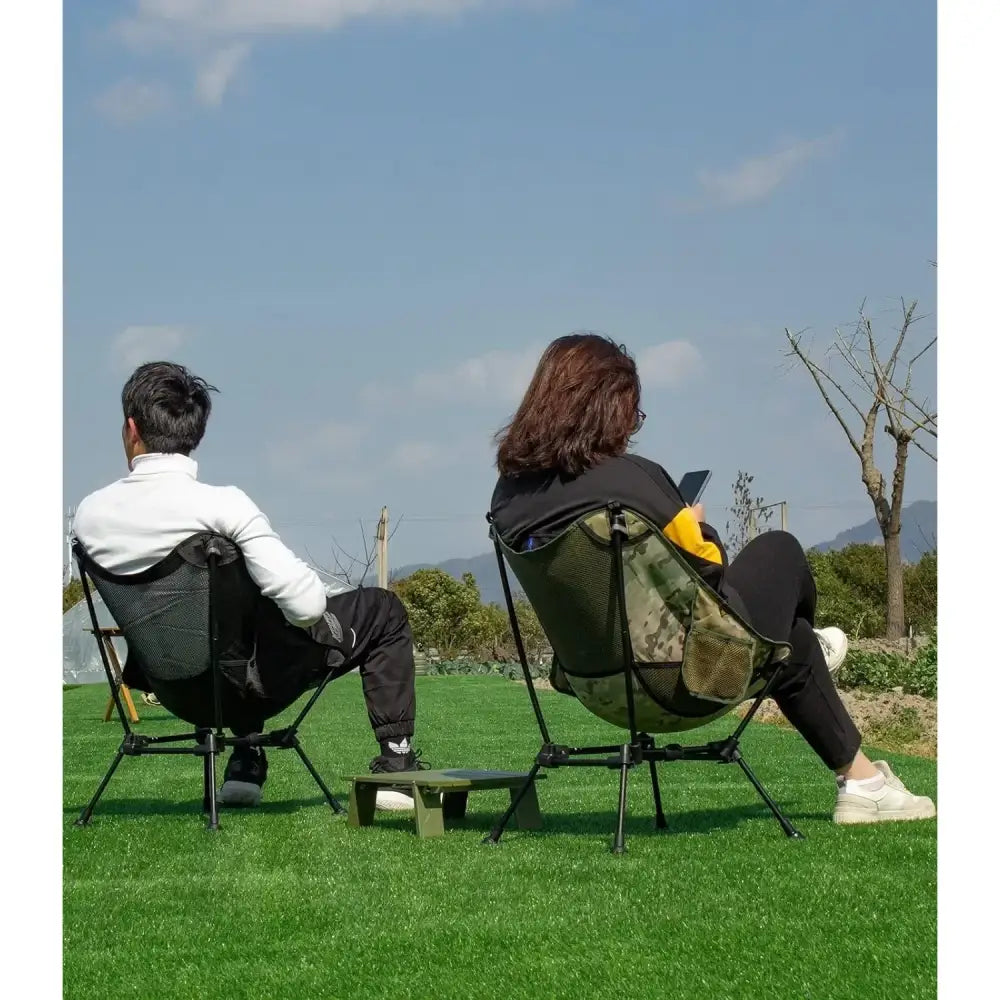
64, 677, 936, 1000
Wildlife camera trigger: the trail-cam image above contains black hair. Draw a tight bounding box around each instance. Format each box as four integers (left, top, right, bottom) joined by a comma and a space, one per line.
121, 362, 219, 455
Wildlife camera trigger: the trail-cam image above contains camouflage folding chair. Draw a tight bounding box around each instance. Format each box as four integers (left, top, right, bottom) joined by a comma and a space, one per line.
485, 503, 804, 853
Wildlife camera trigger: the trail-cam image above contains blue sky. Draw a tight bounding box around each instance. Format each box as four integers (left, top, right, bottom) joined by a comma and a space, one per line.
63, 0, 937, 572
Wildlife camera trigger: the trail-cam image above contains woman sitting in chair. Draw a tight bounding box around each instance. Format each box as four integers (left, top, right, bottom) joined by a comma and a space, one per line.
489, 333, 935, 826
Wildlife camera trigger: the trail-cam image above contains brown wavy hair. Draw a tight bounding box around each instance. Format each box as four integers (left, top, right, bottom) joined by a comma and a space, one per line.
495, 334, 641, 477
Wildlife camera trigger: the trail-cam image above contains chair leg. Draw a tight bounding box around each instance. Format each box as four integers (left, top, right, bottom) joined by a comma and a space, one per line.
649, 759, 668, 831
612, 750, 631, 854
75, 749, 126, 826
733, 750, 804, 839
293, 742, 346, 815
482, 762, 541, 846
203, 733, 220, 831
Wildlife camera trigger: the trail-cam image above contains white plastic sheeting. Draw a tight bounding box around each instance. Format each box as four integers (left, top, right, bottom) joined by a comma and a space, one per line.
63, 595, 121, 685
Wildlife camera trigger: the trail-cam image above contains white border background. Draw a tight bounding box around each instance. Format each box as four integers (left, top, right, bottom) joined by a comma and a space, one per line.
938, 2, 998, 996
1, 1, 62, 996
0, 1, 994, 996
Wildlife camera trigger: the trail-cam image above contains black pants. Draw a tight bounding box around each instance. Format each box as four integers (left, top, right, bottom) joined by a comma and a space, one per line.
725, 532, 861, 770
237, 587, 417, 743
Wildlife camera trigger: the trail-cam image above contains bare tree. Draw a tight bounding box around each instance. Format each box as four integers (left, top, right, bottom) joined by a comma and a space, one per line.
308, 516, 404, 590
724, 470, 773, 555
785, 298, 936, 639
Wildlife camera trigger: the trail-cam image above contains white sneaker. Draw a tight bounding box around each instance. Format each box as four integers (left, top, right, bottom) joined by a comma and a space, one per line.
815, 627, 849, 674
375, 788, 415, 812
833, 760, 936, 825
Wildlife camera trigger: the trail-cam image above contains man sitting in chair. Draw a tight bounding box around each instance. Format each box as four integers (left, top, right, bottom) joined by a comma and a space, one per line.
73, 361, 425, 811
490, 333, 935, 826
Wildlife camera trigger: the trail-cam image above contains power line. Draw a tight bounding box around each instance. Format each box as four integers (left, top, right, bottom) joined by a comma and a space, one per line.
274, 500, 890, 528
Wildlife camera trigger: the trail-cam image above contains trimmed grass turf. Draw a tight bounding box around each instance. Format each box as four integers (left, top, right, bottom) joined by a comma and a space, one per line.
64, 677, 936, 1000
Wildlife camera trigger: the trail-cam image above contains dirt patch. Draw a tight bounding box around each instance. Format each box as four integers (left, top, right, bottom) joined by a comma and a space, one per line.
740, 687, 937, 759
851, 636, 929, 658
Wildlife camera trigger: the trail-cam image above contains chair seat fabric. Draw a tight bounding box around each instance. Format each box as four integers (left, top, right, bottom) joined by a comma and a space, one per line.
498, 508, 790, 733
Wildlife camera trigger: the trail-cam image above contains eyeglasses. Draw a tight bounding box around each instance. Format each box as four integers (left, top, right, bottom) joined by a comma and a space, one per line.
633, 408, 646, 434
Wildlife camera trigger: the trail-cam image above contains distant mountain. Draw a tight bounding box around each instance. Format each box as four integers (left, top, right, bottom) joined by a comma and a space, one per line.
391, 552, 508, 606
392, 499, 938, 603
811, 499, 937, 562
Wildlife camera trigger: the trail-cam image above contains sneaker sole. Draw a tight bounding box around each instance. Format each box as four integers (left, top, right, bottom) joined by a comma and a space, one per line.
218, 780, 263, 807
375, 789, 418, 812
833, 801, 937, 824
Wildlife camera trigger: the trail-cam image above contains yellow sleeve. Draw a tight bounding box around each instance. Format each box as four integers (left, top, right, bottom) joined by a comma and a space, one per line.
663, 507, 722, 565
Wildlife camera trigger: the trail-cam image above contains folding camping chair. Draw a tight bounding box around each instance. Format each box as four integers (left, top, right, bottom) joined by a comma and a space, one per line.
73, 533, 345, 830
486, 504, 804, 854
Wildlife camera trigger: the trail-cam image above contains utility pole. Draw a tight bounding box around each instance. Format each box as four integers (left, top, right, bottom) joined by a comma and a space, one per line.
749, 500, 788, 538
375, 506, 389, 589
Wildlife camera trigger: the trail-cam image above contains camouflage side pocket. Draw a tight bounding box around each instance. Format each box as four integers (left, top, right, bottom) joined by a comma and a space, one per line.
680, 588, 757, 704
680, 626, 755, 703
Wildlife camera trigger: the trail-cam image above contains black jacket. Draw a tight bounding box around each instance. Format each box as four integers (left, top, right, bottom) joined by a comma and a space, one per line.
490, 453, 729, 593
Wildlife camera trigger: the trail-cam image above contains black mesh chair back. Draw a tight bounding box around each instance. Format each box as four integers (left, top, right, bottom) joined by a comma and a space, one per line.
77, 534, 261, 729
71, 532, 345, 829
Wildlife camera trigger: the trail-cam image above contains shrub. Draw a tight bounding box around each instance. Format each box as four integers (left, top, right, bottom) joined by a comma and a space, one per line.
837, 629, 936, 699
907, 629, 938, 699
838, 650, 905, 692
63, 579, 83, 612
808, 544, 937, 639
903, 552, 937, 636
422, 659, 549, 681
392, 569, 483, 659
393, 568, 550, 664
808, 545, 886, 638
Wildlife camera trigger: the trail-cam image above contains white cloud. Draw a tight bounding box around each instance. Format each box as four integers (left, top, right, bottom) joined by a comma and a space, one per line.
359, 344, 542, 411
365, 338, 703, 412
683, 130, 845, 210
266, 420, 364, 476
110, 325, 187, 372
411, 343, 543, 405
195, 42, 251, 106
387, 440, 449, 474
636, 340, 702, 388
110, 1, 556, 107
116, 0, 488, 42
94, 79, 172, 124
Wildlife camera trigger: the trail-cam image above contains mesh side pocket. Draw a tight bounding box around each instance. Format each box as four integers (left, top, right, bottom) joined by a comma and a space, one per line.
680, 625, 755, 704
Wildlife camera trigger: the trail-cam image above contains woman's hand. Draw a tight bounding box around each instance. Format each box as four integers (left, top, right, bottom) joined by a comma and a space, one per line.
689, 502, 706, 523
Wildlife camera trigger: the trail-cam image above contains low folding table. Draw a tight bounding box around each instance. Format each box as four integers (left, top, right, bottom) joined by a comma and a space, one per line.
343, 769, 545, 838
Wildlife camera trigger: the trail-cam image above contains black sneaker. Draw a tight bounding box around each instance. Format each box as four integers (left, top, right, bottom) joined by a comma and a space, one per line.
218, 746, 268, 807
368, 748, 429, 812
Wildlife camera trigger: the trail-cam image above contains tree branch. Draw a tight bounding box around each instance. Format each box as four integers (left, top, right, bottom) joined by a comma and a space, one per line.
911, 436, 937, 463
784, 329, 864, 459
884, 298, 918, 383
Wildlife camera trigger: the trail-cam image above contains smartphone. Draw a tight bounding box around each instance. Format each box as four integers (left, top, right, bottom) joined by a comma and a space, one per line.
677, 469, 712, 506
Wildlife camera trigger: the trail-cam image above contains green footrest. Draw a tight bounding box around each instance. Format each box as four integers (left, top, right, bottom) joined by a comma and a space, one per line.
342, 769, 545, 838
